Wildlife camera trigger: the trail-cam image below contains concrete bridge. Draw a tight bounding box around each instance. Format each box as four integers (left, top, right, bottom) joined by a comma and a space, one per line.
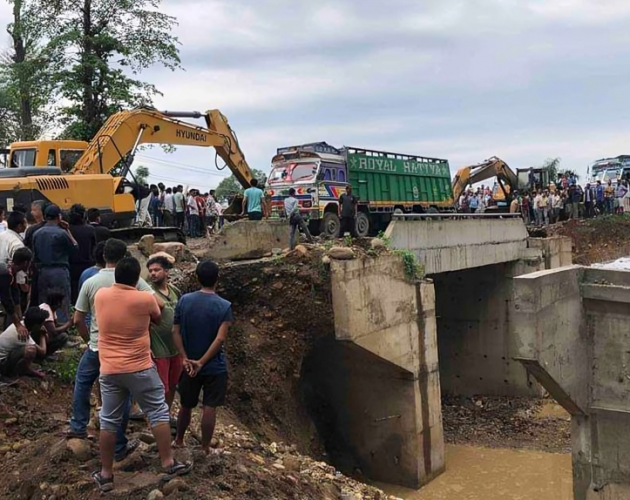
320, 215, 573, 489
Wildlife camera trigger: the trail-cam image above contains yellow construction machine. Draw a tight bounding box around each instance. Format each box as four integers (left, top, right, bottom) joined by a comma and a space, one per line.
452, 156, 550, 211
4, 108, 256, 242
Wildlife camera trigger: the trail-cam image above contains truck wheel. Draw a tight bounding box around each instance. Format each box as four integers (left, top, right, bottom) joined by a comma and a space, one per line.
355, 212, 370, 237
321, 212, 340, 237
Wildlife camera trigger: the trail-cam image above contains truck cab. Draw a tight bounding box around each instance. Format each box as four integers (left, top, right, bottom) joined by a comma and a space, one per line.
8, 140, 88, 172
266, 142, 348, 235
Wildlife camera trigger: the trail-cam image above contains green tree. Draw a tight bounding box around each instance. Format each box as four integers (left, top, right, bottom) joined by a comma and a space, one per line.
40, 0, 182, 141
215, 168, 267, 200
541, 157, 562, 182
0, 0, 54, 141
134, 165, 149, 185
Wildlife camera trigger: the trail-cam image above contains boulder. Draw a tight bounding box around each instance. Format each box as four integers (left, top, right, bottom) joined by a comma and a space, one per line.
152, 242, 187, 262
66, 438, 92, 461
147, 489, 163, 500
147, 251, 176, 266
327, 247, 355, 260
138, 234, 155, 257
370, 238, 386, 250
293, 245, 308, 256
162, 478, 188, 496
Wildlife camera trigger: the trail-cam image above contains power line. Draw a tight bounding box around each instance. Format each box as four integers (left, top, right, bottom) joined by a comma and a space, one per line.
136, 154, 230, 178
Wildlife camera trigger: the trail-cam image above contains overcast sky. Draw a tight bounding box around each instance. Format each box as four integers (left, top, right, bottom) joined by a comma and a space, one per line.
2, 0, 630, 189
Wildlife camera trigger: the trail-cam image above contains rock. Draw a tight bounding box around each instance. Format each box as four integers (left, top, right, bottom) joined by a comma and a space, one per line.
236, 464, 248, 474
248, 453, 265, 465
370, 238, 386, 250
12, 440, 29, 452
152, 242, 188, 262
272, 463, 285, 470
4, 417, 17, 425
341, 491, 361, 500
138, 235, 155, 256
283, 456, 301, 472
138, 432, 156, 445
66, 438, 92, 461
0, 445, 11, 455
327, 247, 355, 260
294, 245, 308, 256
146, 489, 163, 500
148, 251, 176, 265
162, 478, 188, 495
321, 255, 331, 265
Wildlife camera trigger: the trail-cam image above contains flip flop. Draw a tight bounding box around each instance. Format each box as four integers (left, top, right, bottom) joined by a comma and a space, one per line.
91, 471, 114, 492
161, 460, 192, 482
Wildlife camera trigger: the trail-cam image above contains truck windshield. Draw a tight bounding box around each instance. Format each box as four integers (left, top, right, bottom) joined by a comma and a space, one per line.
268, 162, 318, 183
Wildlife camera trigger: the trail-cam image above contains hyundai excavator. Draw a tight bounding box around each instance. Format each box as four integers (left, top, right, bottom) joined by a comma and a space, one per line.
3, 108, 255, 242
452, 156, 550, 211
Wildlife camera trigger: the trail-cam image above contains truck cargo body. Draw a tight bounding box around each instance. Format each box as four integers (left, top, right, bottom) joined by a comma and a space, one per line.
266, 142, 454, 237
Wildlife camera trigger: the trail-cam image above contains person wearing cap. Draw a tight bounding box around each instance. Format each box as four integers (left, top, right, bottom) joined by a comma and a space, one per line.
32, 205, 78, 323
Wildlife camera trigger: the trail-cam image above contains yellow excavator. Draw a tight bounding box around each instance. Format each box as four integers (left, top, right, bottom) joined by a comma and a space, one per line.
452, 157, 518, 205
3, 108, 255, 242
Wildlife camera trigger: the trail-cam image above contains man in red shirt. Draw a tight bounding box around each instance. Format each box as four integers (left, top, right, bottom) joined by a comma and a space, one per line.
195, 190, 206, 236
91, 257, 191, 492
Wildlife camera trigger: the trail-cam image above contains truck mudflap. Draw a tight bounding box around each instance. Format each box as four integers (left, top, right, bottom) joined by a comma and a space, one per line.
110, 226, 186, 245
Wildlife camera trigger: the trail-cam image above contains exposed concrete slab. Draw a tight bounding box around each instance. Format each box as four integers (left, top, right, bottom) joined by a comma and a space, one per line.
384, 218, 530, 274
513, 265, 630, 499
206, 220, 289, 261
329, 256, 444, 488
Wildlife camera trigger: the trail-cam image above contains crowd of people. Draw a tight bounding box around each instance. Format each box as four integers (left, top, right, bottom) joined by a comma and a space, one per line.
457, 174, 630, 226
0, 200, 233, 492
140, 183, 226, 237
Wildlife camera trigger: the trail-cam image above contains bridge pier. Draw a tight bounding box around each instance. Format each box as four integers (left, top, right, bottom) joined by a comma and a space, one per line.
321, 255, 444, 489
513, 266, 630, 500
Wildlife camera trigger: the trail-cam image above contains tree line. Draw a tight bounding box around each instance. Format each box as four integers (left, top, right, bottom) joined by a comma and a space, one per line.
0, 0, 181, 145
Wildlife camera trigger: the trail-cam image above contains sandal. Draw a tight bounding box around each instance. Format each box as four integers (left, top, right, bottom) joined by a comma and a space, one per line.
161, 460, 192, 482
114, 438, 141, 462
91, 471, 114, 492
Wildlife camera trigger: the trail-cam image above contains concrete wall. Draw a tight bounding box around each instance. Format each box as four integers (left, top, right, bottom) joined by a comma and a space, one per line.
207, 220, 289, 261
384, 218, 529, 274
528, 236, 573, 269
434, 261, 545, 397
329, 256, 444, 488
512, 266, 630, 500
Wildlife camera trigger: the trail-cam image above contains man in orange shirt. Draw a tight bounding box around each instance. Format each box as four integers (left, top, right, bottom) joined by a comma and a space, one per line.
91, 257, 191, 492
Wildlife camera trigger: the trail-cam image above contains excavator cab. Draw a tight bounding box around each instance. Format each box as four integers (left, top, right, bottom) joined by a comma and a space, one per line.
8, 140, 88, 172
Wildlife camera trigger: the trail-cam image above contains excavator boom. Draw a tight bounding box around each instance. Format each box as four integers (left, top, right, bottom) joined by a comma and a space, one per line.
71, 107, 254, 189
452, 156, 518, 201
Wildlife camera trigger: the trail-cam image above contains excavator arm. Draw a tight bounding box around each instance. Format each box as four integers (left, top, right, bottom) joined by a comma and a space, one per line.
452, 156, 518, 201
71, 107, 254, 189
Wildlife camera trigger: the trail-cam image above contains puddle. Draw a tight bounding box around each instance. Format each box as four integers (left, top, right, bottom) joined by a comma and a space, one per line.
378, 445, 572, 500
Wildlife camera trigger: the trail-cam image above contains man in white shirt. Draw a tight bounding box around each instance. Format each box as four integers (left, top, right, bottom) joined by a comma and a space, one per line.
0, 307, 48, 378
186, 190, 201, 238
0, 212, 27, 264
0, 212, 29, 302
163, 188, 175, 227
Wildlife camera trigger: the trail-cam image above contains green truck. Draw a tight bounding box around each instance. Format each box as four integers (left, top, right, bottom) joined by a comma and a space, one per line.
266, 142, 454, 237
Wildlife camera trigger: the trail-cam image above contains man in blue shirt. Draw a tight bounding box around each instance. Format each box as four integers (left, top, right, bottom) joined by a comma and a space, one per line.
32, 205, 78, 323
172, 260, 233, 454
241, 179, 265, 221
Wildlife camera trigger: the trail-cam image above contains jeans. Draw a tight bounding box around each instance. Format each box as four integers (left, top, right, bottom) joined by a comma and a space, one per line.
175, 211, 185, 229
289, 215, 313, 249
70, 349, 130, 456
188, 214, 201, 237
248, 211, 263, 221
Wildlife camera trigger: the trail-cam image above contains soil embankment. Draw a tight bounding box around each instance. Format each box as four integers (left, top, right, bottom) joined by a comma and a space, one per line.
531, 215, 630, 265
0, 246, 393, 500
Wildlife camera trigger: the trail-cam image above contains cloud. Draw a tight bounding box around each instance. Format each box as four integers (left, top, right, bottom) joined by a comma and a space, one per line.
2, 0, 630, 190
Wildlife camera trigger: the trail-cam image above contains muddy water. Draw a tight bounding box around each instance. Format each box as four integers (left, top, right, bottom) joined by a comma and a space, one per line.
378, 445, 572, 500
